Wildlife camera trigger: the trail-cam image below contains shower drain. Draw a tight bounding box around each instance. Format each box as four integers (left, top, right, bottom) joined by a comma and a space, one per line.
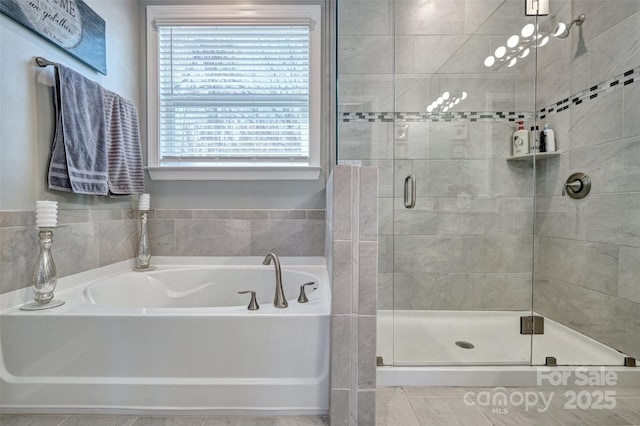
455, 341, 475, 349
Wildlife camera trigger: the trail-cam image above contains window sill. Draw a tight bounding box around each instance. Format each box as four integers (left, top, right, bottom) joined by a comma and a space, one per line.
146, 165, 322, 181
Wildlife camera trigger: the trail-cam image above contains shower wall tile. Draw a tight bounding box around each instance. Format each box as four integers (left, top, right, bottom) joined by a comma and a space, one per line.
438, 35, 491, 75
338, 0, 390, 36
394, 0, 466, 35
464, 0, 505, 34
535, 196, 588, 241
363, 75, 395, 112
577, 0, 640, 42
394, 74, 433, 112
534, 275, 640, 359
490, 159, 535, 197
623, 80, 640, 138
619, 246, 640, 304
589, 10, 640, 86
338, 122, 393, 161
395, 35, 468, 74
537, 57, 571, 108
435, 197, 515, 236
395, 122, 430, 160
569, 89, 623, 151
463, 235, 533, 274
567, 137, 640, 194
537, 236, 619, 296
393, 198, 437, 235
585, 193, 640, 247
393, 272, 532, 310
394, 235, 464, 273
430, 159, 493, 197
338, 36, 394, 74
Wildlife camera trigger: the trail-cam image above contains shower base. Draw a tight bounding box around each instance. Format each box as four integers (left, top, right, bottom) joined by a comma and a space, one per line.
377, 310, 628, 366
377, 310, 639, 387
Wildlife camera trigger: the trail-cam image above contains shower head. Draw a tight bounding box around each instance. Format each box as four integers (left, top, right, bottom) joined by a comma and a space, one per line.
553, 14, 586, 39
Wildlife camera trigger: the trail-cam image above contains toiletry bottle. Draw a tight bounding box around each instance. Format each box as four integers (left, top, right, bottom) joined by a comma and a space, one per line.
512, 121, 529, 156
542, 124, 555, 152
539, 127, 547, 152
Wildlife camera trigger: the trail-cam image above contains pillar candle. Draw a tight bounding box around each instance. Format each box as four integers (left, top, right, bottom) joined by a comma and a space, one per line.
138, 193, 151, 211
35, 200, 58, 228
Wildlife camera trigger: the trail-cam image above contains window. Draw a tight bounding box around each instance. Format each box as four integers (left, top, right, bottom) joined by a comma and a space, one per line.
146, 5, 322, 180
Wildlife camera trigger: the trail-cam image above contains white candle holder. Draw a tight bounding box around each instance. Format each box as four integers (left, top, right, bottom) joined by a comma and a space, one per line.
133, 211, 156, 272
21, 228, 65, 311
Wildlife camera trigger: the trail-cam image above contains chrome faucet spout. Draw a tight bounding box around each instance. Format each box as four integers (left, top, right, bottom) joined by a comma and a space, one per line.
262, 253, 288, 308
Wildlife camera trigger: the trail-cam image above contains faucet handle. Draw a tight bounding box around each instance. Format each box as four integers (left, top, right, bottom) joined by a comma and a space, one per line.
238, 290, 259, 310
297, 282, 316, 303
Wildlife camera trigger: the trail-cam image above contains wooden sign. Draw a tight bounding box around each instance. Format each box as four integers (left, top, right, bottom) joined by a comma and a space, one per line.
0, 0, 106, 74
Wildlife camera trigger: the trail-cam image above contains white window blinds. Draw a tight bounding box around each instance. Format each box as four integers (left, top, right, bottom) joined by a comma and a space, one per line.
158, 24, 311, 162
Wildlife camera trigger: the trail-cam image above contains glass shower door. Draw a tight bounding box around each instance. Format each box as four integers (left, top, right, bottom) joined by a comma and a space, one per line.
389, 0, 538, 366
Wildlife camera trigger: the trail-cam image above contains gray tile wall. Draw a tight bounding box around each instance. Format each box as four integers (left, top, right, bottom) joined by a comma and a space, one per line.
534, 1, 640, 359
327, 165, 378, 426
0, 209, 325, 295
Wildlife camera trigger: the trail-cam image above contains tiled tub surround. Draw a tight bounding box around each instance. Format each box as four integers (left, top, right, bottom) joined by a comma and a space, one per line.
0, 209, 325, 295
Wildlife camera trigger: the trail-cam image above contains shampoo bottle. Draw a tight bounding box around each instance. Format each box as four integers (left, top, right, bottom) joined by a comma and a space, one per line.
512, 121, 529, 156
541, 124, 555, 152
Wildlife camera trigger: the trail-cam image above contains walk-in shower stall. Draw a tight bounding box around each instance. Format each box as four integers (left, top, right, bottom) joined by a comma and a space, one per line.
337, 0, 640, 382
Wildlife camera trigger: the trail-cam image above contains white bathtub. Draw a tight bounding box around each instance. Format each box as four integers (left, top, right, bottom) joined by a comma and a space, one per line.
0, 256, 330, 415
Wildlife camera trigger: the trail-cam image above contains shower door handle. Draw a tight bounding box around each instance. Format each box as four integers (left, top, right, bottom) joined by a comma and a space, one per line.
404, 174, 416, 209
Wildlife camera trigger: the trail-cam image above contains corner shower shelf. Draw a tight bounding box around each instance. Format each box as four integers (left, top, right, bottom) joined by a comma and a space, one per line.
507, 151, 561, 161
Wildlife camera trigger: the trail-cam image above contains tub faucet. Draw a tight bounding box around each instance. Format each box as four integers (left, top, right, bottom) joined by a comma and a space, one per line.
262, 253, 288, 308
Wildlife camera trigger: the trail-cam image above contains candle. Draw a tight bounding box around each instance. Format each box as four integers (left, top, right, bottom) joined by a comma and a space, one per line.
138, 193, 151, 211
35, 200, 58, 228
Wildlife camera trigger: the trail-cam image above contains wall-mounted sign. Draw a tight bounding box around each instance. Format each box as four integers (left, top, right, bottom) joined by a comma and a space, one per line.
0, 0, 106, 74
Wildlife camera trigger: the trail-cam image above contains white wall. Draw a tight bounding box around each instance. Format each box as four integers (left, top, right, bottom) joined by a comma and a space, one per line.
0, 0, 140, 211
0, 0, 329, 211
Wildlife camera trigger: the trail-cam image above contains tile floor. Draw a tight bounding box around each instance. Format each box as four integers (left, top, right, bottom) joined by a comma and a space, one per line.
2, 387, 639, 426
377, 386, 640, 426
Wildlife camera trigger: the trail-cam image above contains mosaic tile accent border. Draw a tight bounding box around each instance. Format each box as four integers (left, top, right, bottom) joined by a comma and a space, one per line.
341, 66, 639, 124
341, 111, 533, 123
539, 66, 640, 119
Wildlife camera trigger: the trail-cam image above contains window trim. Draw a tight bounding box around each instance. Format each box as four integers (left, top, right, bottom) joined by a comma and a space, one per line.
145, 4, 322, 181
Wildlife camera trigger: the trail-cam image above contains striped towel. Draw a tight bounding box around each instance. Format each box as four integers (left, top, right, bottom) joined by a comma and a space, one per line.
48, 65, 144, 196
103, 90, 144, 195
48, 64, 109, 195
